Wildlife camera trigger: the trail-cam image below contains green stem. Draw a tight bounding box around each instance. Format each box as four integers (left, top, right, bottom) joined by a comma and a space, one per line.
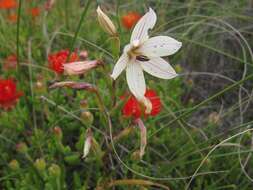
149, 73, 253, 138
16, 0, 22, 71
68, 0, 92, 59
64, 0, 69, 29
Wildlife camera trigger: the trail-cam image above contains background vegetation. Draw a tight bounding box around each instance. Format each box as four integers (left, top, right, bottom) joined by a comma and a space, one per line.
0, 0, 253, 189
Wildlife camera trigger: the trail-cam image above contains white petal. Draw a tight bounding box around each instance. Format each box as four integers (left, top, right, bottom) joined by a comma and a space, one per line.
130, 8, 157, 44
126, 62, 146, 100
110, 53, 128, 80
139, 57, 177, 79
138, 36, 182, 57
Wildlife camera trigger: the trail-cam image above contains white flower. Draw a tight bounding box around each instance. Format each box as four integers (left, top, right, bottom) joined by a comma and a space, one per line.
97, 6, 117, 36
111, 8, 182, 100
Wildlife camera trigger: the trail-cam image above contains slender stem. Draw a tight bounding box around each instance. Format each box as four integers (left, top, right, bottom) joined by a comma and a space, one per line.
68, 0, 92, 59
64, 0, 69, 29
115, 0, 121, 34
149, 73, 253, 138
107, 179, 170, 190
16, 0, 22, 71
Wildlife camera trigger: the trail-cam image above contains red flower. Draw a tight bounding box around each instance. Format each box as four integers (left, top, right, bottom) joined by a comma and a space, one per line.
30, 7, 40, 18
121, 12, 141, 30
7, 13, 17, 23
48, 50, 79, 74
122, 89, 161, 119
0, 78, 23, 110
0, 0, 17, 9
3, 54, 17, 70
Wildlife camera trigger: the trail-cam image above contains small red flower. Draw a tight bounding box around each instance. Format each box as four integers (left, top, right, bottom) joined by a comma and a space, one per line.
0, 78, 23, 110
0, 0, 17, 9
7, 13, 17, 23
3, 54, 17, 70
121, 12, 141, 30
48, 50, 79, 74
30, 7, 40, 18
122, 89, 161, 119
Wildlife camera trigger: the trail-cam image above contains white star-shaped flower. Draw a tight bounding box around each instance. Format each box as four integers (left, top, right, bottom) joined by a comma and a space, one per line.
111, 8, 182, 100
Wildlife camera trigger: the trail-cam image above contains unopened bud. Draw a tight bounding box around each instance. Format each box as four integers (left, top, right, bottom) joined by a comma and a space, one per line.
63, 60, 101, 76
97, 6, 117, 36
34, 158, 46, 171
16, 142, 28, 153
49, 81, 96, 92
81, 111, 94, 125
48, 164, 61, 177
53, 126, 62, 136
9, 159, 20, 170
82, 128, 93, 159
80, 100, 88, 109
208, 112, 221, 125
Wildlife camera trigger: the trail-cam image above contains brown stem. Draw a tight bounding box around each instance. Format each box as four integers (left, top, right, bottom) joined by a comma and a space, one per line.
106, 179, 170, 190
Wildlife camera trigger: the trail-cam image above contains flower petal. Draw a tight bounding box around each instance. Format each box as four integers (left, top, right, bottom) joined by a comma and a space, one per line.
139, 57, 177, 79
111, 53, 128, 80
126, 62, 146, 100
130, 8, 157, 44
138, 36, 182, 57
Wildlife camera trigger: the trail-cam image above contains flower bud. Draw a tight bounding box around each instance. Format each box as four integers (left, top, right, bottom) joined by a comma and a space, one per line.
34, 158, 46, 171
48, 164, 61, 177
81, 111, 94, 125
53, 126, 62, 139
9, 159, 20, 170
16, 142, 28, 153
82, 128, 92, 159
97, 6, 117, 36
63, 60, 102, 76
49, 81, 96, 92
80, 100, 88, 109
208, 112, 221, 125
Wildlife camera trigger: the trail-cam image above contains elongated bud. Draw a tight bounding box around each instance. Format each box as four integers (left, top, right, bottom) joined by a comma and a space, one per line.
82, 128, 93, 159
97, 6, 117, 36
135, 118, 147, 158
63, 60, 102, 76
49, 81, 96, 92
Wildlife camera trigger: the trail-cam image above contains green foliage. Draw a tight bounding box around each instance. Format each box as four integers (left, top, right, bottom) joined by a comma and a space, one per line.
1, 0, 253, 189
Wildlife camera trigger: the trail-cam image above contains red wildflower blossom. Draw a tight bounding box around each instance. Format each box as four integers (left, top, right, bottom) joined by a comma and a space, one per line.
0, 78, 23, 110
3, 54, 17, 70
122, 89, 161, 119
48, 50, 79, 74
7, 13, 17, 23
0, 0, 17, 9
30, 7, 40, 18
121, 12, 141, 30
